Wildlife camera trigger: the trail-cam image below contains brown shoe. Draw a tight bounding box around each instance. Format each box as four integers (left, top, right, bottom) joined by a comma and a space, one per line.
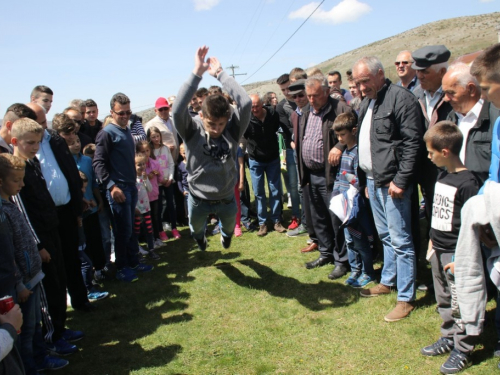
384, 301, 415, 322
274, 222, 286, 233
300, 243, 318, 253
257, 224, 268, 237
359, 283, 392, 298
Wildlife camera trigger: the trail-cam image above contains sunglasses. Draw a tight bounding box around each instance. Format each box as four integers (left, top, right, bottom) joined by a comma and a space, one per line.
113, 110, 132, 116
158, 107, 170, 112
394, 61, 411, 66
292, 93, 305, 99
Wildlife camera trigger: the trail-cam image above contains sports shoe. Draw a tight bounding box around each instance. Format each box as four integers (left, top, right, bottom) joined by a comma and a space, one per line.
257, 224, 268, 237
360, 283, 392, 298
274, 222, 287, 233
87, 289, 109, 301
159, 231, 169, 242
212, 225, 221, 235
148, 250, 160, 260
162, 222, 172, 232
132, 263, 153, 273
288, 216, 299, 230
221, 234, 232, 249
116, 267, 138, 283
37, 355, 69, 371
234, 226, 242, 237
196, 236, 207, 251
440, 349, 471, 374
102, 263, 116, 280
61, 329, 84, 343
47, 339, 78, 356
384, 301, 415, 322
306, 237, 313, 245
344, 271, 361, 286
421, 337, 454, 357
138, 245, 149, 256
154, 239, 164, 249
93, 270, 105, 282
351, 274, 374, 288
287, 223, 307, 237
242, 221, 256, 231
172, 228, 181, 239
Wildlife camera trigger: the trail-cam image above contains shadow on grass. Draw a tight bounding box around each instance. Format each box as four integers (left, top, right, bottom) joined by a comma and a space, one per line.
216, 258, 359, 311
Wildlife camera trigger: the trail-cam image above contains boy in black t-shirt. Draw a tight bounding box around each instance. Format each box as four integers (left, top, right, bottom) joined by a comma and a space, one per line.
421, 121, 480, 374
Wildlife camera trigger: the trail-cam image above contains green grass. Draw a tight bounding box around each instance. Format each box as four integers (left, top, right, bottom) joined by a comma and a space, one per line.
63, 210, 499, 375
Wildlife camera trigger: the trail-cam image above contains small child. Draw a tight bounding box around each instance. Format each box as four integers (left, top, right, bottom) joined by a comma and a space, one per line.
172, 46, 251, 250
420, 121, 480, 374
332, 112, 375, 288
176, 143, 189, 222
134, 154, 160, 260
136, 140, 166, 248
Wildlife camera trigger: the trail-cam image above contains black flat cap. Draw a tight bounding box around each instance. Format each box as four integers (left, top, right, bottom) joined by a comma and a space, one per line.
288, 79, 306, 95
411, 45, 451, 70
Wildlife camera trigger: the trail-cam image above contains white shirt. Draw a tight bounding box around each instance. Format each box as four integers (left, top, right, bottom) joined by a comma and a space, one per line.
456, 99, 484, 163
424, 87, 443, 118
359, 100, 376, 179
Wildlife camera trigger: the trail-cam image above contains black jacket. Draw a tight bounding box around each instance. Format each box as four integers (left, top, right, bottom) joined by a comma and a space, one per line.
357, 79, 424, 190
81, 119, 102, 143
296, 96, 351, 188
447, 100, 499, 185
276, 99, 297, 148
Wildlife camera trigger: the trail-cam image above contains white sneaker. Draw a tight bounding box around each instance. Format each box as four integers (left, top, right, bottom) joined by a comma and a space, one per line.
138, 245, 149, 256
154, 239, 164, 249
287, 193, 292, 207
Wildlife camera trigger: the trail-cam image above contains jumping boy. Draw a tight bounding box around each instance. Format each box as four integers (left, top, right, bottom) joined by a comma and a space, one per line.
421, 121, 480, 374
172, 46, 251, 250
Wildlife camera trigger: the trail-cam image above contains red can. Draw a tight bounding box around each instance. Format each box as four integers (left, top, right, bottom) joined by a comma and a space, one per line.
0, 295, 14, 314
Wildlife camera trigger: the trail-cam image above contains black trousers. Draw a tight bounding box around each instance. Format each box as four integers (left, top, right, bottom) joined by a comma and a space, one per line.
307, 169, 348, 266
82, 211, 106, 271
56, 203, 89, 308
301, 184, 317, 243
38, 227, 67, 343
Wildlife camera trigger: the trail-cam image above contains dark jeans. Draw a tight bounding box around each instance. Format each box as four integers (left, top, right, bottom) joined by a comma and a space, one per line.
159, 185, 177, 230
83, 212, 106, 271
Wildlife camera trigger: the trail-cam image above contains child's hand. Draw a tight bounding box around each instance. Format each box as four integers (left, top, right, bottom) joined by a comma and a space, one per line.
39, 248, 51, 263
164, 179, 172, 187
17, 288, 33, 303
148, 172, 156, 180
239, 182, 244, 192
183, 191, 189, 196
88, 199, 97, 208
142, 172, 148, 180
444, 262, 455, 276
0, 304, 23, 332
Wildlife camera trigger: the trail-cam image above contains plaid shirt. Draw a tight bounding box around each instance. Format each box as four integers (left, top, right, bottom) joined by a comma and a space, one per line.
301, 105, 327, 170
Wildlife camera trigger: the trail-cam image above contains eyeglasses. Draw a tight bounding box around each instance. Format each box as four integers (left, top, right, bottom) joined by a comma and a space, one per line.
394, 61, 412, 66
158, 107, 170, 112
292, 93, 305, 99
112, 110, 132, 116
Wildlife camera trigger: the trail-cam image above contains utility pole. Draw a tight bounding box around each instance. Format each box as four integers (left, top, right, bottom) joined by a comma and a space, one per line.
225, 65, 247, 79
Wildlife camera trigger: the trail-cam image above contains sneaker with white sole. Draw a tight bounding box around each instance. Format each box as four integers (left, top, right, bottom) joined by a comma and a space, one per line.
351, 274, 375, 288
61, 329, 84, 343
221, 234, 232, 249
154, 239, 164, 249
440, 349, 471, 374
148, 250, 160, 260
46, 339, 78, 356
116, 267, 138, 283
37, 355, 69, 371
87, 289, 109, 301
138, 245, 149, 256
421, 337, 454, 357
131, 263, 153, 273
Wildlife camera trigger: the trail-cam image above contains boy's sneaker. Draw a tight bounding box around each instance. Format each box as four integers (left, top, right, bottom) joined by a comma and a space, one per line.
242, 221, 256, 231
148, 250, 160, 260
421, 337, 454, 357
234, 226, 243, 237
159, 231, 169, 242
116, 267, 138, 283
196, 236, 208, 251
212, 225, 221, 235
351, 274, 374, 288
47, 339, 78, 356
344, 272, 361, 286
138, 245, 149, 256
288, 217, 300, 230
172, 228, 181, 239
384, 301, 414, 322
286, 223, 306, 237
37, 355, 69, 371
221, 234, 232, 249
87, 289, 109, 301
154, 239, 164, 249
440, 349, 471, 374
61, 329, 84, 343
132, 263, 153, 273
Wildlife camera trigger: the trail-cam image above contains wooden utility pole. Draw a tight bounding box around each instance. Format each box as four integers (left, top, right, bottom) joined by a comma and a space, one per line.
225, 65, 247, 79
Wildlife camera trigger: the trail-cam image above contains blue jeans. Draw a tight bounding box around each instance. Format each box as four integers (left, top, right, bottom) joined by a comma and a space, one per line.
367, 179, 416, 302
20, 284, 47, 374
249, 158, 283, 225
107, 183, 139, 270
281, 149, 300, 218
78, 249, 93, 291
188, 193, 237, 241
345, 228, 374, 277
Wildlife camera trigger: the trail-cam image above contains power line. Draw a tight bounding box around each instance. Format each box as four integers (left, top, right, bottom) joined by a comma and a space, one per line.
240, 0, 326, 84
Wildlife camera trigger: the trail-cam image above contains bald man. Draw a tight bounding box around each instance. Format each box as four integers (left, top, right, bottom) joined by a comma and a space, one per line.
394, 50, 419, 91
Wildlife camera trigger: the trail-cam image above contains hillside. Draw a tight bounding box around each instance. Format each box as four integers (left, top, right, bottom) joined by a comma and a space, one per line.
137, 12, 499, 122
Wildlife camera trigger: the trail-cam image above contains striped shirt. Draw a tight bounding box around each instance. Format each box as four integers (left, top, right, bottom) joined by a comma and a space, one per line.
302, 105, 327, 170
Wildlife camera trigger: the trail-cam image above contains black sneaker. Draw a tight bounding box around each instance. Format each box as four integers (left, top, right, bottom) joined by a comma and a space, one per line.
421, 337, 454, 357
221, 234, 231, 249
440, 349, 471, 374
196, 236, 207, 251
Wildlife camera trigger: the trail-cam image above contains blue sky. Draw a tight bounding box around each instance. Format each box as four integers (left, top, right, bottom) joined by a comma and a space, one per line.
0, 0, 498, 117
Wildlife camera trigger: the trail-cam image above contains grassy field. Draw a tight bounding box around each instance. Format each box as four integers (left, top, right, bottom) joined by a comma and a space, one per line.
62, 205, 499, 375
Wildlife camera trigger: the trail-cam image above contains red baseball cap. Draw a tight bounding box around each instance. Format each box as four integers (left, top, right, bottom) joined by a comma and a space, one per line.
155, 97, 170, 109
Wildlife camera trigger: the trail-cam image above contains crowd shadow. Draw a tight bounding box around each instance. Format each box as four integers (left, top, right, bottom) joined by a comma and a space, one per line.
216, 258, 359, 311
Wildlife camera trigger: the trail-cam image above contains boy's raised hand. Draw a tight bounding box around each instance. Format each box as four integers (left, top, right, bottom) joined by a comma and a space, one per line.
193, 46, 210, 77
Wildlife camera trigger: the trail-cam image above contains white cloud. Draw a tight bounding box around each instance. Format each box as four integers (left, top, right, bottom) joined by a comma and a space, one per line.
193, 0, 221, 11
289, 0, 372, 24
